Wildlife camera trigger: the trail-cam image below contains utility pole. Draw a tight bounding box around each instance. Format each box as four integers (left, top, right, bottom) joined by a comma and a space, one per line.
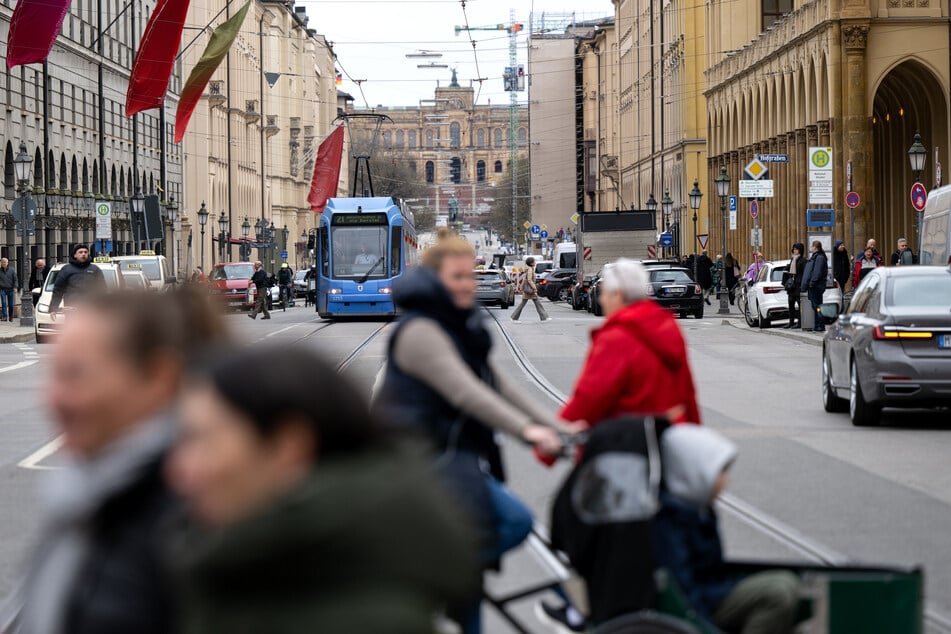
508, 8, 519, 254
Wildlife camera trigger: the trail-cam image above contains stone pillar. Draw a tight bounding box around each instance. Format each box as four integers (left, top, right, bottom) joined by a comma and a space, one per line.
787, 132, 797, 247
796, 128, 808, 231
842, 23, 871, 248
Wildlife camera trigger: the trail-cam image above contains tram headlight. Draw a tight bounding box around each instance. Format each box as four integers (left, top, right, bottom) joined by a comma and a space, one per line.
380, 287, 392, 295
329, 288, 343, 295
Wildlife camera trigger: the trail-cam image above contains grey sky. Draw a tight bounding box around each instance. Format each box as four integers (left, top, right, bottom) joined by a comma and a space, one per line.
300, 0, 612, 108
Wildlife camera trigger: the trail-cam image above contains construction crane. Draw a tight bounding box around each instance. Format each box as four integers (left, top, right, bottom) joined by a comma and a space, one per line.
455, 15, 525, 251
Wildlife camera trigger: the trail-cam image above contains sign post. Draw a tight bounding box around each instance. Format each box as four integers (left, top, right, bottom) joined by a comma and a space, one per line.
95, 202, 113, 254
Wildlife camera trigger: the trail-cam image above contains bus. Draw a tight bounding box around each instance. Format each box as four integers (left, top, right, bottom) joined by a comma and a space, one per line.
315, 197, 418, 319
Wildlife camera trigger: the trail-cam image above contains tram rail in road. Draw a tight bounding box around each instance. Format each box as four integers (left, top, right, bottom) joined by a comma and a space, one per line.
483, 308, 951, 633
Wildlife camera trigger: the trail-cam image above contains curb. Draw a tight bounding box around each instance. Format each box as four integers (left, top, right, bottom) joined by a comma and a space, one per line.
726, 318, 823, 347
0, 331, 36, 344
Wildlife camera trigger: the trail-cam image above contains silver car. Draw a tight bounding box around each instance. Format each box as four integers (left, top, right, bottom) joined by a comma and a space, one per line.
474, 270, 510, 309
821, 266, 951, 426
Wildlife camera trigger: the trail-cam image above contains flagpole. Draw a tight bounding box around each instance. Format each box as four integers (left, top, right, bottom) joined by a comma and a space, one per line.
42, 60, 52, 260
225, 0, 234, 262
131, 0, 140, 250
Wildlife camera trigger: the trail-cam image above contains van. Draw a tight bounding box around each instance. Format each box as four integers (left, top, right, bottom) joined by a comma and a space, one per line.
112, 252, 176, 291
553, 241, 577, 269
920, 185, 951, 265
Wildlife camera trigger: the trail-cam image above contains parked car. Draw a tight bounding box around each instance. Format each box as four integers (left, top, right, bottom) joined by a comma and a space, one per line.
34, 259, 126, 343
742, 259, 842, 328
293, 269, 308, 298
112, 253, 176, 291
571, 271, 596, 311
537, 268, 576, 302
474, 269, 510, 309
821, 265, 951, 426
646, 266, 703, 319
121, 270, 152, 289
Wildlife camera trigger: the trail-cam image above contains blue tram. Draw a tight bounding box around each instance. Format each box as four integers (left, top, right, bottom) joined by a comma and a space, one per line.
315, 197, 418, 319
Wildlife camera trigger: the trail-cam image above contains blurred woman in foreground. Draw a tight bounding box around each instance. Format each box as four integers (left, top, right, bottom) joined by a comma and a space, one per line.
375, 236, 567, 633
168, 345, 476, 634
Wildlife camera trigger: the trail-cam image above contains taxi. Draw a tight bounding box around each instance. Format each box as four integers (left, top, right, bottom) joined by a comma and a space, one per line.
33, 256, 125, 343
112, 251, 176, 291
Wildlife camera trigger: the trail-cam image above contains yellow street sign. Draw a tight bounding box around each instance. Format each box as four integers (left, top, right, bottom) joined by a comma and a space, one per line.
570, 213, 580, 225
522, 221, 531, 229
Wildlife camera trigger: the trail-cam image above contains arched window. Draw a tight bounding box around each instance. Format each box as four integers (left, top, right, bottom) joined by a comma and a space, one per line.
34, 149, 43, 188
426, 129, 434, 148
408, 130, 417, 148
477, 160, 486, 182
82, 158, 89, 192
518, 127, 527, 146
382, 130, 392, 149
92, 159, 99, 193
425, 161, 435, 183
59, 153, 68, 190
494, 128, 503, 148
112, 165, 118, 196
450, 157, 461, 184
494, 160, 503, 174
395, 130, 404, 148
450, 122, 461, 148
3, 142, 14, 198
477, 128, 486, 148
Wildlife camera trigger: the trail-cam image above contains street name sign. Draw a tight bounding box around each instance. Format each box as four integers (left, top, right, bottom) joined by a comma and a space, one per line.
756, 154, 789, 163
739, 180, 774, 198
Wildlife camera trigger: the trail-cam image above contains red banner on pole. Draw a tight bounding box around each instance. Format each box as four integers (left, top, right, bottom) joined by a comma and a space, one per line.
5, 0, 72, 69
126, 0, 192, 116
308, 126, 345, 213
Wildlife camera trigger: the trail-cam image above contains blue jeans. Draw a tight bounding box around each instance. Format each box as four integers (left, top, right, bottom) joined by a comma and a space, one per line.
0, 289, 14, 320
459, 478, 534, 634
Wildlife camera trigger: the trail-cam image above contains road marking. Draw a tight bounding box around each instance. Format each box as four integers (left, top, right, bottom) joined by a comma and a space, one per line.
370, 363, 387, 405
18, 435, 64, 470
264, 324, 300, 338
0, 360, 37, 374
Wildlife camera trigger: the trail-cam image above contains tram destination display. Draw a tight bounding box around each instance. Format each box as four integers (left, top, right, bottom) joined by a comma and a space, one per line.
332, 213, 388, 225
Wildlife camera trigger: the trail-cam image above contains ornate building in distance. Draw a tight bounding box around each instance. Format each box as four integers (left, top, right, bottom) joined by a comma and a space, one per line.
1, 0, 181, 265
347, 74, 529, 227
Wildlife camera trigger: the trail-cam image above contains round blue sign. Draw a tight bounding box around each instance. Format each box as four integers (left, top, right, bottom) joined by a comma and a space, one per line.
540, 230, 549, 239
530, 224, 541, 234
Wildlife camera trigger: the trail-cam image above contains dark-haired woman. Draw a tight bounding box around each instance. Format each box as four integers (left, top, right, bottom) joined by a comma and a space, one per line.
168, 345, 476, 634
375, 236, 567, 633
784, 243, 805, 329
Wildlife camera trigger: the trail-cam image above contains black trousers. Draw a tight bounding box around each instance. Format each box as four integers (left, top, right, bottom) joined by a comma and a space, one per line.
787, 291, 799, 323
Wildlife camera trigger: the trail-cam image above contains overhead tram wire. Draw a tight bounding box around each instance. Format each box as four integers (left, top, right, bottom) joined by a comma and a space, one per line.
458, 0, 487, 104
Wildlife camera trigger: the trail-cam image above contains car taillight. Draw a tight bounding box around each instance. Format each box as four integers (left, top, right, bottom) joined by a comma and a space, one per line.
647, 285, 656, 296
694, 284, 701, 295
763, 286, 784, 294
499, 282, 506, 288
873, 326, 934, 340
538, 279, 548, 285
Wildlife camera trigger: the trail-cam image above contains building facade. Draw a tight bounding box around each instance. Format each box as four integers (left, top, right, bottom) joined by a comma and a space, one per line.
1, 0, 181, 267
705, 0, 950, 263
181, 0, 340, 274
348, 78, 529, 227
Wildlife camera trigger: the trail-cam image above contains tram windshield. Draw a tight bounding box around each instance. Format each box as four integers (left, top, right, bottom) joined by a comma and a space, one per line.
331, 223, 389, 280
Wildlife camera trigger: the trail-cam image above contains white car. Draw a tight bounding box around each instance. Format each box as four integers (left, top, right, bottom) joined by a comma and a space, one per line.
121, 270, 152, 289
112, 253, 175, 291
34, 260, 126, 343
742, 259, 842, 328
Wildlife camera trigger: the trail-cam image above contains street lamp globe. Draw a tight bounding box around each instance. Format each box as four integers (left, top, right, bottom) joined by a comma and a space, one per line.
689, 179, 703, 210
167, 196, 178, 223
218, 211, 228, 234
645, 193, 658, 213
661, 190, 673, 218
197, 201, 209, 227
715, 165, 730, 198
908, 131, 927, 178
131, 188, 145, 215
13, 142, 32, 185
241, 217, 251, 238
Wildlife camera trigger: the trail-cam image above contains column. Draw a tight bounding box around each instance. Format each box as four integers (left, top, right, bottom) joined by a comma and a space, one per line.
841, 23, 871, 246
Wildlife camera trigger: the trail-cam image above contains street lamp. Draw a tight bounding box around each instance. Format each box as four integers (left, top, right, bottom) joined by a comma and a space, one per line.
689, 179, 703, 280
661, 189, 673, 257
218, 211, 228, 262
197, 201, 209, 270
908, 131, 927, 260
131, 188, 145, 251
241, 217, 251, 262
166, 196, 178, 278
714, 166, 731, 315
13, 142, 34, 327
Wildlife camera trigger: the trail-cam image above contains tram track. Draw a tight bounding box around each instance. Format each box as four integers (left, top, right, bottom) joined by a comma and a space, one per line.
484, 307, 951, 632
335, 323, 389, 373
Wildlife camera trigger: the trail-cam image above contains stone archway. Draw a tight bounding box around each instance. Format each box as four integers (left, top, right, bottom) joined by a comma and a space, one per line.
871, 60, 949, 253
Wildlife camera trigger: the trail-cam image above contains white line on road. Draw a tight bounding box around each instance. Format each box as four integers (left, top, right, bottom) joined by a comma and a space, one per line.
264, 324, 301, 338
17, 435, 64, 470
0, 360, 37, 374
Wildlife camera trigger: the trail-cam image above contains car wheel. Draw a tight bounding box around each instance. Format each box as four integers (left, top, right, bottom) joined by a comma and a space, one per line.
822, 350, 848, 413
744, 298, 759, 327
849, 359, 881, 427
500, 300, 509, 310
557, 287, 569, 302
758, 302, 771, 328
694, 306, 703, 319
592, 300, 603, 317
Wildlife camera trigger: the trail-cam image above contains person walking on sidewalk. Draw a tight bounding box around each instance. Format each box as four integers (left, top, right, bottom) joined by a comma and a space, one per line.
783, 243, 805, 329
0, 258, 18, 322
248, 261, 271, 320
832, 240, 851, 298
723, 253, 740, 305
511, 257, 550, 322
695, 251, 714, 305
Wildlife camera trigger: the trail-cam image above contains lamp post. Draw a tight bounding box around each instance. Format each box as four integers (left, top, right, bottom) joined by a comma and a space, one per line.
197, 201, 209, 271
661, 190, 673, 258
300, 230, 308, 269
715, 166, 731, 315
689, 179, 703, 281
282, 225, 289, 263
131, 188, 145, 252
13, 143, 34, 327
166, 196, 178, 278
908, 131, 927, 261
217, 211, 229, 262
645, 193, 658, 257
241, 217, 251, 262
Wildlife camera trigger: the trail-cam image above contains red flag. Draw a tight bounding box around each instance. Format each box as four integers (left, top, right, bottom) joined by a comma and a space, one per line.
126, 0, 192, 116
6, 0, 72, 69
308, 126, 345, 213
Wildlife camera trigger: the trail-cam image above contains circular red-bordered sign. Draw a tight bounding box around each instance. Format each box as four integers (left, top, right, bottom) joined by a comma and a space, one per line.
911, 182, 928, 212
846, 191, 860, 209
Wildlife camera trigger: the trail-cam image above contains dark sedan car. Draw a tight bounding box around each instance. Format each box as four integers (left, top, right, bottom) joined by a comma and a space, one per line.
647, 267, 704, 319
537, 268, 576, 302
821, 266, 951, 426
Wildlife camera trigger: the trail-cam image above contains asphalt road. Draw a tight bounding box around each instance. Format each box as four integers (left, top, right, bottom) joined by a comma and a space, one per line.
0, 299, 949, 632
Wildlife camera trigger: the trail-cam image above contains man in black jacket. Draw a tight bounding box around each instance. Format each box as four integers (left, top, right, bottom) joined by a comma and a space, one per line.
801, 241, 829, 333
248, 260, 271, 320
49, 245, 106, 317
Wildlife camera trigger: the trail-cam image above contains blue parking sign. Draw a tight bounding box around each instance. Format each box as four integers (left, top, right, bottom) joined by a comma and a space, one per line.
729, 196, 738, 213
659, 232, 674, 247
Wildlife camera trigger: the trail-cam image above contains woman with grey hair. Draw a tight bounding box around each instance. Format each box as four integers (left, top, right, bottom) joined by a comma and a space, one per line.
560, 258, 701, 427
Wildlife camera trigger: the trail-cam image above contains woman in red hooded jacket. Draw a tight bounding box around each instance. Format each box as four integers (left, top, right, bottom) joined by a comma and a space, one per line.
561, 258, 701, 427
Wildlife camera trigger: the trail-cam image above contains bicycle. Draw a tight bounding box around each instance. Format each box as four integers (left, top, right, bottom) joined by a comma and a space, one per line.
278, 283, 294, 311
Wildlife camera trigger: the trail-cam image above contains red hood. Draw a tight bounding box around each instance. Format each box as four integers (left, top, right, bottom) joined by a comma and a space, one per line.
593, 300, 687, 371
210, 278, 249, 290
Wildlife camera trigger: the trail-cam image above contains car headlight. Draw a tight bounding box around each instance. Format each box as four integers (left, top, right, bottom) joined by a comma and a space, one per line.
37, 302, 50, 313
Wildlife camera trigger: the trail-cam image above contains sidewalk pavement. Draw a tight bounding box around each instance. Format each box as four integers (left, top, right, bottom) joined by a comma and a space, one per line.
0, 322, 36, 344
725, 316, 825, 347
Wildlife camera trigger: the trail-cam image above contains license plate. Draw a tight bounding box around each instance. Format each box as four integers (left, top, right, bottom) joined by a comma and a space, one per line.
663, 286, 686, 297
940, 335, 951, 349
